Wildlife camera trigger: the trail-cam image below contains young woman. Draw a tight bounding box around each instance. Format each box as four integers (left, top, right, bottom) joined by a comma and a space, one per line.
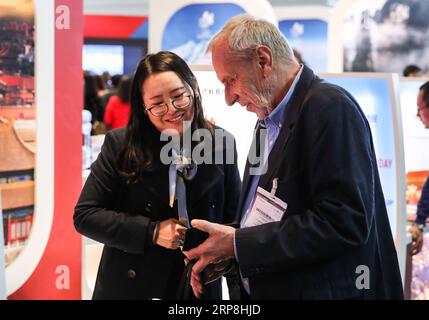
74, 51, 241, 300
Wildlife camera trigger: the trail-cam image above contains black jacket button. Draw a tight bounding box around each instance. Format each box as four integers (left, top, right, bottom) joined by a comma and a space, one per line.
144, 202, 152, 212
128, 269, 136, 279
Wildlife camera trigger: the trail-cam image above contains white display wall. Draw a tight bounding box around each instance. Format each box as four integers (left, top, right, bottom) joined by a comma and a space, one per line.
191, 65, 257, 177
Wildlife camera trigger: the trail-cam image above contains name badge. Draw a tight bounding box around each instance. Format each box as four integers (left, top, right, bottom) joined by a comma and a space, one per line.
244, 186, 287, 227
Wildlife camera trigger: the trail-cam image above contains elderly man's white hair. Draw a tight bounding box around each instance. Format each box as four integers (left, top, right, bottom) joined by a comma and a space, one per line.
207, 14, 296, 65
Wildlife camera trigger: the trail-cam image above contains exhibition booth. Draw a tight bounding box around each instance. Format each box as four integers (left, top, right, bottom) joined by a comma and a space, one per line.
1, 0, 429, 300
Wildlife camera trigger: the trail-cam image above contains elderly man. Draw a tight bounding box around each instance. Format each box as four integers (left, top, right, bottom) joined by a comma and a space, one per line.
184, 14, 403, 299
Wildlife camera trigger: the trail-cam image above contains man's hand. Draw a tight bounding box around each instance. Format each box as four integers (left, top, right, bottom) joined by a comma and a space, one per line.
188, 259, 233, 298
202, 259, 233, 284
183, 219, 235, 298
409, 224, 424, 256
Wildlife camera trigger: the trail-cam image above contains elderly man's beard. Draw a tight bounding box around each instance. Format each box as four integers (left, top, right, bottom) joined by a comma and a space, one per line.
248, 78, 274, 116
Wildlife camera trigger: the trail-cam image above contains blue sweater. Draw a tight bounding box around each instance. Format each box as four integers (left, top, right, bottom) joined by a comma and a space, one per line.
416, 176, 429, 225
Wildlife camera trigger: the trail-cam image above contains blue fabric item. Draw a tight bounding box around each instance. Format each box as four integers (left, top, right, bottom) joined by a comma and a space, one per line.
169, 149, 197, 228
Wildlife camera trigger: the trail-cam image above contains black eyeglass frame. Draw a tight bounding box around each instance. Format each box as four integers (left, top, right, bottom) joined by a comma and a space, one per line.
144, 94, 193, 117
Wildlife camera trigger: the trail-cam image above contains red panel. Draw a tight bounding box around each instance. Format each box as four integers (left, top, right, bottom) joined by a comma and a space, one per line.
84, 15, 147, 39
0, 76, 34, 88
9, 0, 83, 299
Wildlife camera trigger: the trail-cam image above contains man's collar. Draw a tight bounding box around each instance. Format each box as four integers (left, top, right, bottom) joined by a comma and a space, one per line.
264, 64, 303, 128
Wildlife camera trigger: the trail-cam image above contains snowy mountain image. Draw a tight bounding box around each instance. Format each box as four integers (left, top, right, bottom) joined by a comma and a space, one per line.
171, 11, 215, 64
162, 3, 245, 64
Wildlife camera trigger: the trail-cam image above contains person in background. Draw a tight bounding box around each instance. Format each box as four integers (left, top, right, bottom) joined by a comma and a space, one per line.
102, 71, 112, 89
84, 74, 103, 123
403, 65, 423, 77
100, 74, 121, 110
410, 81, 429, 255
184, 14, 404, 300
94, 74, 105, 94
104, 76, 132, 130
74, 51, 241, 300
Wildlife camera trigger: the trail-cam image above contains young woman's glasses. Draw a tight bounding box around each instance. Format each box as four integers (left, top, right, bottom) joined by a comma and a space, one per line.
145, 93, 193, 117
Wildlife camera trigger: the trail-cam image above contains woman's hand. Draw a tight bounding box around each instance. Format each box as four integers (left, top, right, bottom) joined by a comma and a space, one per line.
154, 218, 187, 250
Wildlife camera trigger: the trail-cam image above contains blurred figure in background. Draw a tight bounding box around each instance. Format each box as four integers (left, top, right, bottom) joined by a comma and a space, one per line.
410, 81, 429, 255
102, 71, 112, 89
104, 76, 132, 130
94, 74, 105, 95
100, 74, 121, 110
84, 74, 103, 123
403, 65, 423, 77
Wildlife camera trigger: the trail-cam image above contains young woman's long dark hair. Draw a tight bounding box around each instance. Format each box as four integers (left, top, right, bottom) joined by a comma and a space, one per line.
117, 51, 213, 182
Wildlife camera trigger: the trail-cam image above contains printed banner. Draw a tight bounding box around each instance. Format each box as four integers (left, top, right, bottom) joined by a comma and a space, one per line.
150, 0, 277, 64
2, 0, 82, 299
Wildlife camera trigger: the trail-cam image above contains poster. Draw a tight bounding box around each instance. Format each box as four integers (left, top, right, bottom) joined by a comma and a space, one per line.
338, 0, 429, 73
162, 3, 245, 64
149, 0, 278, 64
0, 0, 35, 271
278, 19, 328, 72
275, 6, 330, 72
191, 66, 257, 177
2, 0, 83, 299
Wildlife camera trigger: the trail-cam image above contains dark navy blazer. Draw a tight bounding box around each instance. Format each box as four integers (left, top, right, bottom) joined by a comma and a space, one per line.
74, 127, 241, 299
234, 65, 404, 300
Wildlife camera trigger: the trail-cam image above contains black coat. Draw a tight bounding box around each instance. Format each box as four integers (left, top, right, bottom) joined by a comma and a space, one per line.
234, 66, 404, 299
74, 127, 241, 299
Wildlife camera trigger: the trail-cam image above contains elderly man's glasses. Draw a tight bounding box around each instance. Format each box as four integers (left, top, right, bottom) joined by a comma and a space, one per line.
145, 93, 193, 117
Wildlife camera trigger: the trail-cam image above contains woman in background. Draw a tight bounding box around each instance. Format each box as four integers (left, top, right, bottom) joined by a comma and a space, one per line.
104, 76, 132, 130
